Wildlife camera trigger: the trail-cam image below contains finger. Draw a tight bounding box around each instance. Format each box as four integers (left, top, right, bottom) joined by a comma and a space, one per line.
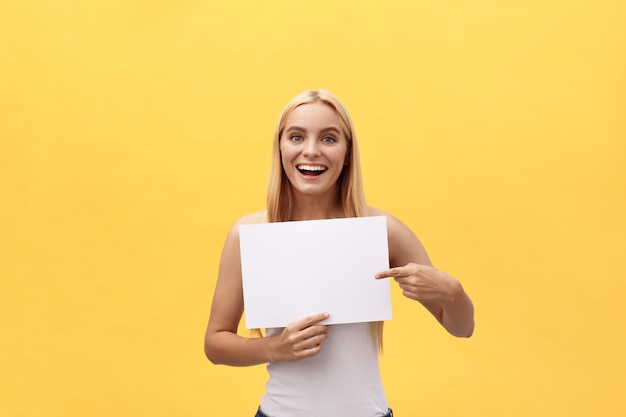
292, 312, 330, 330
375, 267, 408, 279
295, 342, 324, 359
294, 331, 329, 351
402, 289, 421, 301
374, 268, 394, 279
300, 324, 329, 340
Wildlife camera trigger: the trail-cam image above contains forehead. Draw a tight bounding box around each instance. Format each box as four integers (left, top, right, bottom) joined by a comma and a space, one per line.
284, 102, 341, 129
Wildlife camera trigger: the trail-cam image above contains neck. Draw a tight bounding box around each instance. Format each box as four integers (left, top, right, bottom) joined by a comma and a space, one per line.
289, 191, 343, 221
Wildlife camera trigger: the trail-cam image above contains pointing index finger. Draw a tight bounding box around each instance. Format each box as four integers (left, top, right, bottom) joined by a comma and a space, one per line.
375, 268, 396, 279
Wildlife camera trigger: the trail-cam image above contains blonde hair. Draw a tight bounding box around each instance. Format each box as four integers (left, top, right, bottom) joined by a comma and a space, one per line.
264, 89, 383, 351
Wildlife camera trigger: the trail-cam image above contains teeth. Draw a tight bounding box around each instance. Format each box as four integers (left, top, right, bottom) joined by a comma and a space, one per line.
297, 165, 326, 171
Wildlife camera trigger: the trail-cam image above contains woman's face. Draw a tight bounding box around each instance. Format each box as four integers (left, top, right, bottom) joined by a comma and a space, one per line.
280, 102, 349, 200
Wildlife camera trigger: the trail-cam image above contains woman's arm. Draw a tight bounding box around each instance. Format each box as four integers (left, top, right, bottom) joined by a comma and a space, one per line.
204, 214, 330, 366
373, 210, 475, 338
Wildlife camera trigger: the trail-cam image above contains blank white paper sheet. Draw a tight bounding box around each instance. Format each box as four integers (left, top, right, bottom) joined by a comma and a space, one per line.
239, 216, 391, 329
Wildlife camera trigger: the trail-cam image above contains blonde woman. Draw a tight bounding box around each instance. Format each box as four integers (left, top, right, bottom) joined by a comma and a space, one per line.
204, 90, 474, 417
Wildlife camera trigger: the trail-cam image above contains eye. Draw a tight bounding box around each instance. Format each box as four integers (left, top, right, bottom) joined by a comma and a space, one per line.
322, 136, 336, 143
290, 134, 303, 142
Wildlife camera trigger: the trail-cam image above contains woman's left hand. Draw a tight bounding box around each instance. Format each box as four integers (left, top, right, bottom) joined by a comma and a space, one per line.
375, 263, 463, 304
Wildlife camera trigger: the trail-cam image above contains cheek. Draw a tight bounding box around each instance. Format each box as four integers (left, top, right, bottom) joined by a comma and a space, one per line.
278, 141, 288, 163
279, 143, 295, 174
340, 146, 350, 166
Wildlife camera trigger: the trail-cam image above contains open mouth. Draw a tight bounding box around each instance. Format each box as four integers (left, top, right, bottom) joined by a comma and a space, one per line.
297, 164, 327, 177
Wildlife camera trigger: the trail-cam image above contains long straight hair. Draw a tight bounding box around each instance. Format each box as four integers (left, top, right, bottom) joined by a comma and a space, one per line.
265, 89, 383, 351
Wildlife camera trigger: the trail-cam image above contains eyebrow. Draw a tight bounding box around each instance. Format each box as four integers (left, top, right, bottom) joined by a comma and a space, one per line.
285, 125, 342, 134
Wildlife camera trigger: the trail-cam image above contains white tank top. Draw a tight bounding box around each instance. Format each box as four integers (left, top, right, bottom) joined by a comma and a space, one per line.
259, 323, 388, 417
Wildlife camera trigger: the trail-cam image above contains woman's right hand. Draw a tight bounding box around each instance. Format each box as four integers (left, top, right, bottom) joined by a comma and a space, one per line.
268, 313, 330, 362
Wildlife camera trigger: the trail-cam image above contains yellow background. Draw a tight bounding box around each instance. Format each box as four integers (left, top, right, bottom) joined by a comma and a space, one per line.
1, 1, 625, 416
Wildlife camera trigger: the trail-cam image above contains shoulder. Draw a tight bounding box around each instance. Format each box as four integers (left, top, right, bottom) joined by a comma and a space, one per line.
365, 206, 409, 236
366, 206, 432, 267
234, 210, 267, 227
224, 210, 267, 241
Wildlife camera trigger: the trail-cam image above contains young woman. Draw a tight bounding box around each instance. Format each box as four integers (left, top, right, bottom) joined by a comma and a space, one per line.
204, 90, 475, 417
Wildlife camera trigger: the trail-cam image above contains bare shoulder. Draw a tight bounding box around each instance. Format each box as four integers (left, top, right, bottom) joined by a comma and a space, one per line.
234, 210, 267, 227
366, 206, 408, 236
217, 210, 267, 275
366, 206, 432, 267
222, 210, 267, 242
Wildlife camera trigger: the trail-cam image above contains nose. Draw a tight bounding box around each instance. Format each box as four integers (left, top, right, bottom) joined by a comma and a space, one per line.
302, 138, 321, 157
